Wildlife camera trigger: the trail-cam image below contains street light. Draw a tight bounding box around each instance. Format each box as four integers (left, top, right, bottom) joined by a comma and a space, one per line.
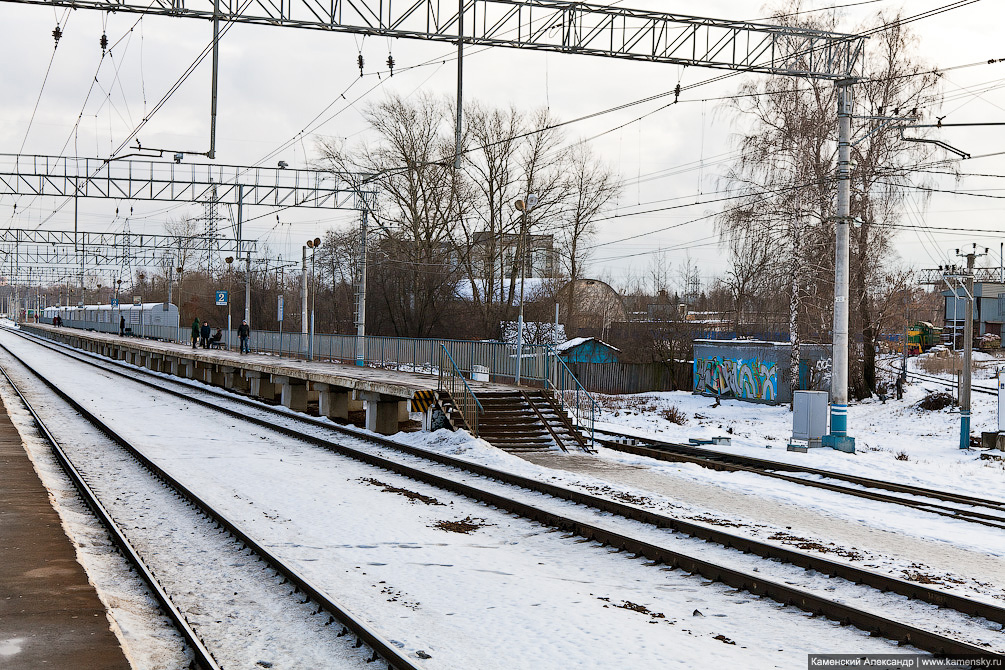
305, 238, 321, 361
225, 256, 234, 349
137, 273, 146, 337
513, 193, 538, 385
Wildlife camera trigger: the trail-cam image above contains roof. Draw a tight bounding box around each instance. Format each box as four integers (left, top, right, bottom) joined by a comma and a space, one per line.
556, 337, 620, 353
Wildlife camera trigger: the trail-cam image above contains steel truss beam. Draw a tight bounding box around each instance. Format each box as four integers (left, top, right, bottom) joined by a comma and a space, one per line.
0, 154, 363, 209
919, 267, 1003, 286
0, 0, 863, 78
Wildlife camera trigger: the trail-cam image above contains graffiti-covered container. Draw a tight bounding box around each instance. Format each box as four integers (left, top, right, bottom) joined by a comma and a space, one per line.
692, 339, 831, 405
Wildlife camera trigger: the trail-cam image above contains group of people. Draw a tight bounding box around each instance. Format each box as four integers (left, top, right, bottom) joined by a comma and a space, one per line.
190, 317, 251, 353
52, 315, 63, 327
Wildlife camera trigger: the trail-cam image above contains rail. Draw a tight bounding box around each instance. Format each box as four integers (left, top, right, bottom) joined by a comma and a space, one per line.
437, 344, 483, 437
545, 345, 596, 447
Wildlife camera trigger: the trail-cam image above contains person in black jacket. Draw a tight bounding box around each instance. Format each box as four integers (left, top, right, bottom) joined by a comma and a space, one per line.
200, 321, 211, 348
119, 315, 125, 336
238, 320, 250, 354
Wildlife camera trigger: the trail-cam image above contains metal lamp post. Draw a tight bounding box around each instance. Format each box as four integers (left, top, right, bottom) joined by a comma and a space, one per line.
137, 273, 146, 337
305, 238, 320, 361
225, 256, 235, 349
513, 193, 538, 385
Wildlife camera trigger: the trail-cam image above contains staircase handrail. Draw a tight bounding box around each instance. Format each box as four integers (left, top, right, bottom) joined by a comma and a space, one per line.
437, 344, 483, 437
544, 346, 596, 448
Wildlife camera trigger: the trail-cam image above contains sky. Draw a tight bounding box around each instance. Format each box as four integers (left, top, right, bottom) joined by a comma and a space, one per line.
2, 0, 1004, 293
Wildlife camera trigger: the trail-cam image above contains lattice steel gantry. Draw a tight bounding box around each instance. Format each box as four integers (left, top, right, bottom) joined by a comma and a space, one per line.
0, 0, 863, 78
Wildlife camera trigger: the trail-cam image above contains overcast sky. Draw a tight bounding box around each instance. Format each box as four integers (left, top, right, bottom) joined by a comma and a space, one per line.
2, 0, 1003, 291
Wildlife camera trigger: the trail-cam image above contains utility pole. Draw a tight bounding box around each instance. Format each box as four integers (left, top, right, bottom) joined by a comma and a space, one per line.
950, 244, 987, 449
823, 79, 855, 453
355, 207, 368, 367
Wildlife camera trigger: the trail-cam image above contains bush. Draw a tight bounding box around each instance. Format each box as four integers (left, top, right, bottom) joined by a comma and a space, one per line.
659, 405, 688, 425
916, 354, 961, 376
895, 451, 910, 461
918, 391, 953, 411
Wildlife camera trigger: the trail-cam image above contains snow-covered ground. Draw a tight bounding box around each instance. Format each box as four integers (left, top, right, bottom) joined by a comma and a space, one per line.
5, 327, 1003, 667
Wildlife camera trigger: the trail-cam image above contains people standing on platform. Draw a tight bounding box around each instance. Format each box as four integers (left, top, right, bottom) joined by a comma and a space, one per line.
119, 315, 125, 337
238, 320, 250, 354
191, 318, 200, 349
200, 321, 211, 349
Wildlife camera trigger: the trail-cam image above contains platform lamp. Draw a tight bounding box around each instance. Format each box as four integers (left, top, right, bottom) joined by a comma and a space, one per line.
305, 238, 321, 361
513, 194, 538, 385
137, 273, 146, 337
225, 256, 235, 349
176, 265, 184, 331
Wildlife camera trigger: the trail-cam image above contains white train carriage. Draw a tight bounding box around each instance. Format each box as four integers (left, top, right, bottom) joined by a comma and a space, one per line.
43, 303, 179, 338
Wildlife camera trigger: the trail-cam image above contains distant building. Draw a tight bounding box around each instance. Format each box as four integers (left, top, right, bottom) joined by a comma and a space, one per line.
472, 232, 555, 279
942, 282, 1005, 345
556, 337, 620, 364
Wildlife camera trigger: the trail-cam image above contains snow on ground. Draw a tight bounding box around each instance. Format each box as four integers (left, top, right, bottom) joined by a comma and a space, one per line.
0, 330, 936, 667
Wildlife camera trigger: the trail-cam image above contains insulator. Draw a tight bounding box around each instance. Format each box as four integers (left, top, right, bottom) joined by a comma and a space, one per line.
100, 33, 108, 52
386, 54, 394, 76
52, 25, 62, 44
357, 54, 364, 77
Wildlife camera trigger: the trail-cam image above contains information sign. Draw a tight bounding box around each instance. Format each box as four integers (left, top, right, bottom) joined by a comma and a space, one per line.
215, 290, 228, 306
278, 295, 284, 321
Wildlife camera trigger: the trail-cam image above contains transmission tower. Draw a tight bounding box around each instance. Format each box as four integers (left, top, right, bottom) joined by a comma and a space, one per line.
201, 180, 222, 273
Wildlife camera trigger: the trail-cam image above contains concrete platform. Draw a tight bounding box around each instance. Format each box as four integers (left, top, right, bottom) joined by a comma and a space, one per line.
0, 398, 129, 669
24, 323, 524, 434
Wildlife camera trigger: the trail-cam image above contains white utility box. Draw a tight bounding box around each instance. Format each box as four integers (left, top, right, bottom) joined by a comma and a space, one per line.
792, 390, 829, 448
998, 373, 1005, 432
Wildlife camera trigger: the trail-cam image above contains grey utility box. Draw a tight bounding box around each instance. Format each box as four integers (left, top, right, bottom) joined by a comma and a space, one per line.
792, 390, 829, 448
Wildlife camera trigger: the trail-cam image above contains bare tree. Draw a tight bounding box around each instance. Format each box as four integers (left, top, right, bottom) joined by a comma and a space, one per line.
316, 93, 462, 337
718, 2, 941, 399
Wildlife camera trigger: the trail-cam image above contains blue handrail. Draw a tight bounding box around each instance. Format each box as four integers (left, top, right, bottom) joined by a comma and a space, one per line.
437, 344, 484, 436
544, 345, 596, 448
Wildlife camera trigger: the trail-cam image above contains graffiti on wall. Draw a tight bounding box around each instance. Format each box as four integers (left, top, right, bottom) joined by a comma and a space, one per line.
694, 357, 777, 402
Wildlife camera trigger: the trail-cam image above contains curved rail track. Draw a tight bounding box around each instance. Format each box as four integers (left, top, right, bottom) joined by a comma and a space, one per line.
591, 428, 1005, 530
0, 337, 421, 670
878, 358, 997, 396
7, 327, 1005, 657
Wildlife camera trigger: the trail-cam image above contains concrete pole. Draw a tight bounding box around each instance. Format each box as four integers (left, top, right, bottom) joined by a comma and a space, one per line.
825, 79, 854, 452
301, 246, 308, 358
961, 252, 975, 449
454, 0, 464, 170
355, 208, 368, 366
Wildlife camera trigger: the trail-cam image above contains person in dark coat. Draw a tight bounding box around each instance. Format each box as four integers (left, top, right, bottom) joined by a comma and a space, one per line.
200, 321, 211, 348
191, 318, 200, 349
237, 319, 250, 353
119, 315, 125, 336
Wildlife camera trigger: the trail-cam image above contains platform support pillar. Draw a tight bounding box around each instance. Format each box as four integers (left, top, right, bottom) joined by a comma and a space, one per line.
358, 392, 401, 435
274, 375, 307, 411
246, 371, 277, 401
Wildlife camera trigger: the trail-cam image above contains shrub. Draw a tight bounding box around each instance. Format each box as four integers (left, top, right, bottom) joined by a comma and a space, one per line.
916, 354, 961, 376
918, 391, 953, 411
895, 451, 910, 461
659, 405, 688, 425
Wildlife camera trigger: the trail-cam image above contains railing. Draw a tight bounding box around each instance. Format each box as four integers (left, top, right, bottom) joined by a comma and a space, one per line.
545, 345, 597, 448
41, 319, 586, 397
437, 344, 483, 437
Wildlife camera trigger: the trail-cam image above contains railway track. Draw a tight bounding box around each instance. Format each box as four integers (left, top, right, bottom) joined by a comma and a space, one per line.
591, 428, 1005, 531
878, 358, 997, 396
8, 327, 1005, 657
0, 339, 422, 670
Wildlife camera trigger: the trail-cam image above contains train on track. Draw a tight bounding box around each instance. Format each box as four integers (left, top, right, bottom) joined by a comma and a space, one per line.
906, 321, 943, 355
42, 303, 180, 337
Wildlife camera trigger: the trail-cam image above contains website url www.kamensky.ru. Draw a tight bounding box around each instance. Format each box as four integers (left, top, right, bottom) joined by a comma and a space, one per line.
808, 655, 1005, 668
